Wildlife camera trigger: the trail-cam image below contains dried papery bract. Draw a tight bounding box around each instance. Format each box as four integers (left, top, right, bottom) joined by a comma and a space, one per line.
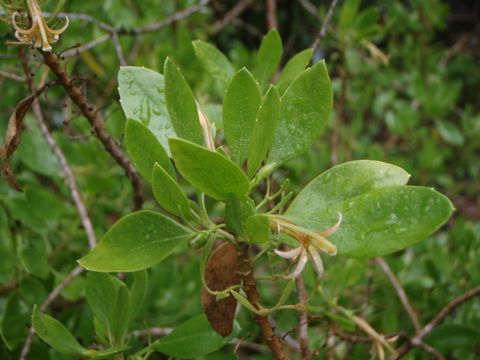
201, 242, 240, 336
11, 0, 69, 51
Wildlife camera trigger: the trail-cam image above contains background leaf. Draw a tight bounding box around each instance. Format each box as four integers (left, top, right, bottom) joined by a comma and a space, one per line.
276, 48, 313, 94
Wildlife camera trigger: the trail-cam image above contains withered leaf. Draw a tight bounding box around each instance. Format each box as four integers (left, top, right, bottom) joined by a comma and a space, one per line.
202, 241, 240, 336
1, 93, 38, 191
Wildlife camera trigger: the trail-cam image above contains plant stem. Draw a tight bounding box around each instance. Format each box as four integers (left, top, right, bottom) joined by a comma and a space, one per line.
237, 244, 291, 360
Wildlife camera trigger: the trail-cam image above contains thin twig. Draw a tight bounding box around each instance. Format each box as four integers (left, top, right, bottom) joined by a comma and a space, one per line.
391, 285, 480, 359
111, 31, 127, 66
375, 257, 421, 332
266, 0, 278, 30
297, 0, 320, 19
41, 50, 143, 210
296, 276, 309, 357
211, 0, 253, 33
20, 50, 98, 249
59, 34, 111, 58
311, 0, 340, 52
19, 266, 85, 360
238, 245, 292, 360
120, 0, 211, 35
0, 70, 26, 82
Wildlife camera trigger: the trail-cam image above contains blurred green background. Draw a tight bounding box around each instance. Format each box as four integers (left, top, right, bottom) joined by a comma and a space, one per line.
0, 0, 479, 359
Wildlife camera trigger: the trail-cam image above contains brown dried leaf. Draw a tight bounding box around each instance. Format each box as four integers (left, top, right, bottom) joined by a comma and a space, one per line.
202, 242, 240, 336
1, 93, 37, 191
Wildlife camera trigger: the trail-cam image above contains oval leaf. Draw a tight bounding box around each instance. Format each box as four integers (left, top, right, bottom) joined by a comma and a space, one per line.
192, 40, 235, 92
164, 58, 204, 146
169, 138, 249, 201
285, 186, 454, 257
78, 211, 191, 272
256, 29, 283, 86
247, 85, 281, 177
268, 60, 333, 164
277, 48, 313, 94
118, 67, 175, 154
125, 120, 175, 182
152, 163, 191, 218
223, 68, 262, 165
32, 307, 87, 355
287, 160, 411, 215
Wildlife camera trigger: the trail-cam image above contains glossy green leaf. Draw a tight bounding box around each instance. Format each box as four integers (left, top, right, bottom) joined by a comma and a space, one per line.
225, 194, 255, 235
246, 214, 270, 244
32, 307, 87, 355
277, 48, 313, 94
285, 186, 454, 257
169, 138, 250, 201
78, 211, 191, 272
111, 285, 130, 344
288, 161, 411, 214
223, 68, 262, 165
152, 163, 191, 218
86, 272, 116, 333
255, 29, 283, 86
268, 61, 332, 164
192, 40, 235, 92
164, 58, 204, 145
153, 314, 234, 358
125, 120, 175, 182
247, 85, 280, 177
118, 67, 175, 154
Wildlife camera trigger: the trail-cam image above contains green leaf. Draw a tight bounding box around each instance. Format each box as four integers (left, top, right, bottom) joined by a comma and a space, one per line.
118, 67, 175, 154
153, 314, 234, 358
19, 237, 50, 279
20, 277, 47, 306
223, 68, 262, 165
86, 273, 116, 333
152, 163, 191, 218
169, 138, 250, 201
286, 186, 454, 257
129, 270, 148, 320
245, 214, 270, 244
125, 120, 175, 182
287, 160, 411, 214
268, 61, 332, 164
255, 29, 283, 87
424, 323, 480, 350
192, 40, 235, 92
1, 292, 27, 350
247, 85, 281, 177
225, 194, 255, 235
110, 285, 130, 345
164, 58, 204, 145
78, 211, 191, 272
32, 306, 87, 355
277, 49, 313, 94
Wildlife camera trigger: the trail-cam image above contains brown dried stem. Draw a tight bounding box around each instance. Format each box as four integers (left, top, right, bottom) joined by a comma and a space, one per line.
238, 245, 291, 360
311, 0, 340, 52
41, 50, 143, 210
296, 276, 309, 357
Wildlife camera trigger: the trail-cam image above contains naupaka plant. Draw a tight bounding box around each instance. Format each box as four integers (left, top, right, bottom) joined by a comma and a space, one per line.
32, 30, 453, 359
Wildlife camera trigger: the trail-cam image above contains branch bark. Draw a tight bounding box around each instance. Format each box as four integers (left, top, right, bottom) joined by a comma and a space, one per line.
41, 50, 143, 210
238, 245, 291, 360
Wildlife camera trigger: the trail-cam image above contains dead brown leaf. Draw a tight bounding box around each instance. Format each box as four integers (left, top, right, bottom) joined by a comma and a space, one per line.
202, 241, 240, 336
1, 93, 37, 191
